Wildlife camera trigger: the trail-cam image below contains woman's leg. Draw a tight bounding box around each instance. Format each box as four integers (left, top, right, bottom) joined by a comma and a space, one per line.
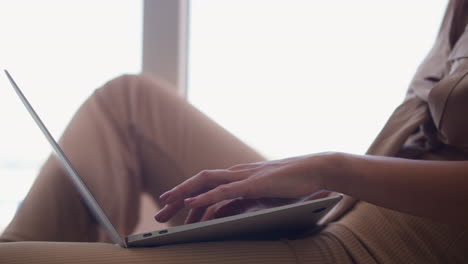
0, 74, 362, 264
0, 74, 264, 242
0, 240, 299, 264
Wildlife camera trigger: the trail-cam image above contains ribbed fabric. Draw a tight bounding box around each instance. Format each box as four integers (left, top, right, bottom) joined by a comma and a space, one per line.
337, 202, 466, 263
0, 241, 297, 264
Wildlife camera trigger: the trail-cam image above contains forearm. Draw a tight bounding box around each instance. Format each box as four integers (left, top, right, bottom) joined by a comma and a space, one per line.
324, 152, 468, 225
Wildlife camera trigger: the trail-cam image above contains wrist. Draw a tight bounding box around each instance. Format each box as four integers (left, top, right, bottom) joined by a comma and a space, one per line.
317, 152, 350, 193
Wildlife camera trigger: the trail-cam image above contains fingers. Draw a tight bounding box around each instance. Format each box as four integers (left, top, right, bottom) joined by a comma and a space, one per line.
184, 197, 297, 224
154, 200, 184, 223
227, 162, 261, 171
160, 169, 250, 205
200, 206, 219, 222
159, 170, 225, 204
184, 181, 248, 208
184, 207, 208, 224
157, 165, 260, 223
212, 198, 248, 218
185, 198, 251, 224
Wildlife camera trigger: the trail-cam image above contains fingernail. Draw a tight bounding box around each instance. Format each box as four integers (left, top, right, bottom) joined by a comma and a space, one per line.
154, 210, 162, 220
184, 197, 195, 205
159, 192, 170, 202
154, 205, 167, 221
154, 213, 162, 222
155, 212, 168, 223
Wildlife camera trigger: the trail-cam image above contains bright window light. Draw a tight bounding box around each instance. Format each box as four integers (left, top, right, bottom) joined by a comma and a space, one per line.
0, 0, 142, 232
188, 0, 446, 159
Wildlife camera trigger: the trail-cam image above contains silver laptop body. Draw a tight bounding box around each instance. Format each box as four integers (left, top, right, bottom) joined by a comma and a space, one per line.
5, 70, 342, 248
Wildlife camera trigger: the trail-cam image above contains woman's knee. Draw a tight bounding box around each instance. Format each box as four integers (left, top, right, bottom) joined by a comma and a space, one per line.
94, 74, 143, 107
92, 74, 177, 119
97, 74, 175, 103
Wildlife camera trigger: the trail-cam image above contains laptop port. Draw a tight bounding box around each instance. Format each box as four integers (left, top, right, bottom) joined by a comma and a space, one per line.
312, 207, 326, 213
143, 232, 152, 237
158, 229, 168, 234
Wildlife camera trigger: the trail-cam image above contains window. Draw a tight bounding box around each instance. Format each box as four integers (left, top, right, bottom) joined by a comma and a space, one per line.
188, 0, 446, 159
0, 0, 448, 234
0, 0, 142, 232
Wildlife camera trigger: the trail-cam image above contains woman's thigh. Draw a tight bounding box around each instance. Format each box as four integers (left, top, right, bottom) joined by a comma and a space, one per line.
0, 240, 297, 264
0, 231, 364, 264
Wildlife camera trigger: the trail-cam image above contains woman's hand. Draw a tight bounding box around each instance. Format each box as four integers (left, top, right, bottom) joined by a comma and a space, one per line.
154, 152, 339, 223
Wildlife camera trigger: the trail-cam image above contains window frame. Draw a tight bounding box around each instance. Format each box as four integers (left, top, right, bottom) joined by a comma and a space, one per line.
142, 0, 189, 96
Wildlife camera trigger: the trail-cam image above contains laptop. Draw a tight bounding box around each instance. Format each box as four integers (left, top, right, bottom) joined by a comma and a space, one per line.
4, 69, 342, 248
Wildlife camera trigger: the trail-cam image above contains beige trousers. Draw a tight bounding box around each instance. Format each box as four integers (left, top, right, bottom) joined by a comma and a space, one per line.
0, 75, 356, 263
